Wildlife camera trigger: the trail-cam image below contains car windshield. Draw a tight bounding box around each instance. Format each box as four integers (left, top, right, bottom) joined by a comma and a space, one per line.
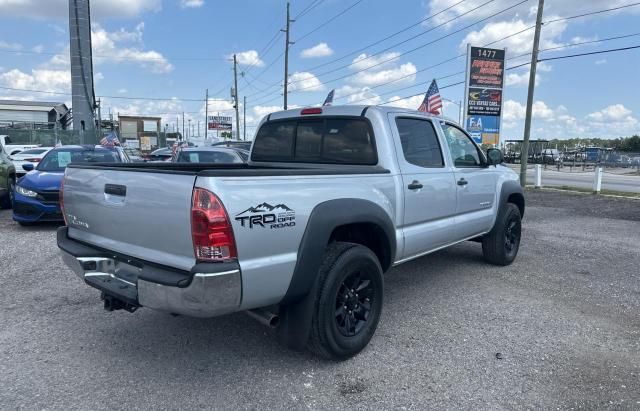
177, 150, 242, 163
38, 149, 120, 171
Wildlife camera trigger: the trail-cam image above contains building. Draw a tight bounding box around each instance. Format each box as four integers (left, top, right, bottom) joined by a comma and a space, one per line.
0, 100, 71, 129
118, 115, 162, 152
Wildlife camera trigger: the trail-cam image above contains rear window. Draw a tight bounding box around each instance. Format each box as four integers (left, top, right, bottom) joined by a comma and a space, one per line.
38, 149, 120, 171
176, 150, 242, 164
251, 117, 376, 165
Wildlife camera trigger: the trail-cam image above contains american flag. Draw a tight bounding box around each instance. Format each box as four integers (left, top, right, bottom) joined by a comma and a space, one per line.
322, 89, 335, 106
418, 79, 442, 115
99, 132, 120, 147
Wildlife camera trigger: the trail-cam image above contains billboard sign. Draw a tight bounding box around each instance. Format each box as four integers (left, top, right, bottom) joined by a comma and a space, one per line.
464, 46, 505, 145
467, 115, 500, 145
208, 115, 232, 130
467, 88, 502, 116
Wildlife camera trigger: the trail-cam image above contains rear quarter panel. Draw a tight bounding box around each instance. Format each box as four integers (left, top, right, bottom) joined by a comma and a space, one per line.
197, 172, 400, 309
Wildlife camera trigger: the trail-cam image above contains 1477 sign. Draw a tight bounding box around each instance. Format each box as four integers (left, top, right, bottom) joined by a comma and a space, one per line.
469, 47, 505, 88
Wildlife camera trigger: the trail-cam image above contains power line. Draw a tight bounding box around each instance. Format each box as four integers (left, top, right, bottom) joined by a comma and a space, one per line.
0, 85, 207, 102
299, 0, 469, 74
295, 0, 366, 43
289, 0, 527, 93
538, 44, 640, 62
544, 1, 640, 24
0, 48, 229, 62
294, 0, 325, 20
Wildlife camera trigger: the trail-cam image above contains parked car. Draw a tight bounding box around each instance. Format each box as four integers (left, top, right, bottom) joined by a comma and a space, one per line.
541, 148, 560, 164
211, 140, 252, 151
123, 147, 144, 162
174, 146, 247, 163
13, 145, 129, 225
0, 135, 40, 157
57, 105, 524, 360
143, 147, 174, 162
0, 144, 16, 209
10, 147, 53, 176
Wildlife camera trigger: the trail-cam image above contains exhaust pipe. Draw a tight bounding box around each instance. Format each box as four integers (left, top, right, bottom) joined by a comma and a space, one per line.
246, 308, 280, 328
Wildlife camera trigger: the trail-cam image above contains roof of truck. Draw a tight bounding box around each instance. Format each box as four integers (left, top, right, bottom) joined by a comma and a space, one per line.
266, 105, 457, 123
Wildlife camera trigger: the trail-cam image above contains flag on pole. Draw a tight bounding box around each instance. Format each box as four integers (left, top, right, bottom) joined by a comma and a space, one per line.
322, 89, 335, 106
418, 79, 443, 115
99, 131, 120, 147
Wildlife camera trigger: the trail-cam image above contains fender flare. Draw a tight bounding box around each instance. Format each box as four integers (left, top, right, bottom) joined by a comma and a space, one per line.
276, 198, 395, 350
498, 179, 525, 217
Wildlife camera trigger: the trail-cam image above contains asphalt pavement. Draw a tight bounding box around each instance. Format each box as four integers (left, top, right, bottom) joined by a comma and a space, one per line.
1, 190, 639, 409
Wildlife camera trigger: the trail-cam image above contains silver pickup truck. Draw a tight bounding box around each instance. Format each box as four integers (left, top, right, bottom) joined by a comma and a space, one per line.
58, 105, 524, 359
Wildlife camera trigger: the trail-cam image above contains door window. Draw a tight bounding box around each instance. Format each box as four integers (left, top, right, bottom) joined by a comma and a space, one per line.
441, 123, 483, 167
396, 118, 444, 168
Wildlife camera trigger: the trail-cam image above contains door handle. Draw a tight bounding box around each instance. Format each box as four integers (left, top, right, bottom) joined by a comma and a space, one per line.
408, 180, 423, 190
457, 178, 468, 186
104, 184, 127, 196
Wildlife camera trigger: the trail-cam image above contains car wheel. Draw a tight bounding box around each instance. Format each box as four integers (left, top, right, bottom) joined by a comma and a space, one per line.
307, 242, 384, 360
482, 203, 522, 266
1, 176, 15, 209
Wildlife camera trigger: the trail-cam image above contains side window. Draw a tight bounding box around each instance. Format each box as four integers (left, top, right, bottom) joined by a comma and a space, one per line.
441, 123, 483, 167
396, 118, 444, 168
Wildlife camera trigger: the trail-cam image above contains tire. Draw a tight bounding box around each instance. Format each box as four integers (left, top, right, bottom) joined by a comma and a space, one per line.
482, 203, 522, 266
0, 176, 15, 209
307, 242, 384, 360
18, 221, 33, 227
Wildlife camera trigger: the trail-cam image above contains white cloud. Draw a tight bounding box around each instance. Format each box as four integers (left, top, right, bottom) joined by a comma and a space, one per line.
350, 62, 417, 87
0, 0, 161, 19
459, 19, 566, 55
36, 23, 172, 74
0, 40, 22, 51
335, 85, 381, 105
595, 59, 607, 65
426, 0, 637, 27
230, 50, 264, 67
350, 52, 400, 71
0, 68, 71, 93
384, 94, 423, 110
300, 43, 333, 58
31, 44, 44, 53
288, 72, 324, 92
117, 88, 128, 94
587, 104, 634, 122
180, 0, 204, 8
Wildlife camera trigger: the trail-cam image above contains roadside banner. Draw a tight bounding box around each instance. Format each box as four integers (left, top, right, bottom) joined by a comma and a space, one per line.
464, 45, 505, 145
208, 115, 233, 131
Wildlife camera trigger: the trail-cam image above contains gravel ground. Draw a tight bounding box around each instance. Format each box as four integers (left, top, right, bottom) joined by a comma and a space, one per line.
0, 190, 639, 410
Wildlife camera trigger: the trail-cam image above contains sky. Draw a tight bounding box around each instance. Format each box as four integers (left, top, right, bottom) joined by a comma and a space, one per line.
0, 0, 639, 140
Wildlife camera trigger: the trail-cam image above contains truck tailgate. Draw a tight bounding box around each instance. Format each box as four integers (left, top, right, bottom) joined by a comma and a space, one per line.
63, 167, 197, 271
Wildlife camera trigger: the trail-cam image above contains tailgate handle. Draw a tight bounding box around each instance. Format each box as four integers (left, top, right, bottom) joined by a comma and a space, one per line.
104, 184, 127, 197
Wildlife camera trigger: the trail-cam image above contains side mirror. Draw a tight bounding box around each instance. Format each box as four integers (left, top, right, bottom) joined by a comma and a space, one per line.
22, 163, 34, 172
486, 148, 503, 165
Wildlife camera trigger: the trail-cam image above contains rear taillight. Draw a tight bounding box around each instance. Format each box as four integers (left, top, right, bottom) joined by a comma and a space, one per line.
60, 178, 67, 225
191, 188, 237, 262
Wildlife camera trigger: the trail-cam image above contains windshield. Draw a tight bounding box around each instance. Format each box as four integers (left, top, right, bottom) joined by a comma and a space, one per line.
177, 150, 242, 163
38, 149, 120, 172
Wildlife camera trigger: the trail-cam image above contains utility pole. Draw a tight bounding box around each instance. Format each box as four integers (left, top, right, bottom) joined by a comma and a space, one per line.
96, 98, 102, 137
520, 0, 545, 187
233, 54, 240, 141
205, 88, 208, 141
182, 112, 185, 141
243, 96, 246, 141
282, 2, 294, 110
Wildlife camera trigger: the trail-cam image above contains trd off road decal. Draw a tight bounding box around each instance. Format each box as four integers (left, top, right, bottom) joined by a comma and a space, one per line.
235, 202, 295, 229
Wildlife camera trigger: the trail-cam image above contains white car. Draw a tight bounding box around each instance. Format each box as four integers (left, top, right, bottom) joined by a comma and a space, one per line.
10, 147, 53, 176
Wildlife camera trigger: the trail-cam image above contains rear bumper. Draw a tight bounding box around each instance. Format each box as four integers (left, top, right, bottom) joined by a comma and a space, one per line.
57, 227, 242, 318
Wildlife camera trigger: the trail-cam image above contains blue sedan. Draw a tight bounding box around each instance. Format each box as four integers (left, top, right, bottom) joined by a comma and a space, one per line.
13, 145, 129, 225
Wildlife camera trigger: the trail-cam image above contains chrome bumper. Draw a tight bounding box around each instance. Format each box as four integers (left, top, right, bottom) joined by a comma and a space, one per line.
61, 251, 242, 318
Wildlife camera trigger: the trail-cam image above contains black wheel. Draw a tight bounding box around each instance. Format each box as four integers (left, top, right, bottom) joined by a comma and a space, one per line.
307, 242, 384, 360
1, 176, 15, 209
482, 203, 521, 266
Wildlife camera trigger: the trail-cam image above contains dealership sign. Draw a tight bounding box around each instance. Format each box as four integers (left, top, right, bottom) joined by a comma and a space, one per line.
464, 46, 505, 145
208, 115, 232, 130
